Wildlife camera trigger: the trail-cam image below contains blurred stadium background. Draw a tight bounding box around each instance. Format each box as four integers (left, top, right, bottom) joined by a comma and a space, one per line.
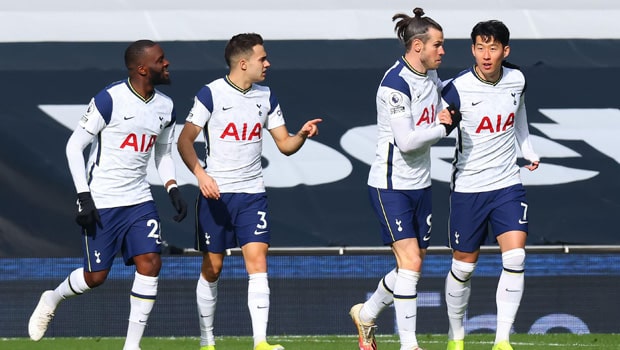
1, 0, 618, 338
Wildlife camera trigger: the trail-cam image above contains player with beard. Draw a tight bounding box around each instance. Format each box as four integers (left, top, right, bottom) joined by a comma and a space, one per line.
349, 7, 455, 350
28, 39, 187, 350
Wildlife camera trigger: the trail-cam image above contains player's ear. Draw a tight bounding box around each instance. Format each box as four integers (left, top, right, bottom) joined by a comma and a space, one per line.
136, 64, 148, 76
503, 45, 510, 59
412, 38, 423, 53
238, 58, 248, 71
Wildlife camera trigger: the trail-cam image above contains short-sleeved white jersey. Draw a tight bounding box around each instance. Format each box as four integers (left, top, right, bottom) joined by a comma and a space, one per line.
368, 57, 445, 190
442, 64, 539, 193
79, 79, 176, 208
186, 76, 285, 193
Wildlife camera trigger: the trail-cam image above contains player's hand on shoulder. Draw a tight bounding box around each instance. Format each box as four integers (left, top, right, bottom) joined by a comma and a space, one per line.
299, 118, 323, 138
167, 185, 187, 222
75, 192, 101, 236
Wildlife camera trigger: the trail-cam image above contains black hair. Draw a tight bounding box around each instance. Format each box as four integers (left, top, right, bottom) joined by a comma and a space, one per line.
124, 39, 157, 69
224, 33, 264, 67
471, 20, 510, 46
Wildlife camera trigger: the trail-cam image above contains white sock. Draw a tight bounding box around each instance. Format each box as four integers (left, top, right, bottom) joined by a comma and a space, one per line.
393, 269, 420, 350
197, 275, 218, 346
124, 272, 158, 350
360, 268, 396, 323
248, 272, 270, 347
495, 248, 525, 344
48, 267, 91, 307
445, 259, 476, 341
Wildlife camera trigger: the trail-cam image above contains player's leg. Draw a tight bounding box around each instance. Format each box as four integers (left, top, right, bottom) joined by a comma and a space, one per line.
28, 208, 118, 341
241, 242, 274, 349
490, 185, 529, 349
236, 193, 283, 350
195, 194, 230, 349
445, 191, 489, 350
363, 187, 431, 349
28, 267, 97, 341
198, 252, 225, 349
445, 251, 477, 350
355, 268, 396, 325
120, 202, 163, 350
392, 238, 424, 350
391, 187, 433, 350
350, 187, 400, 350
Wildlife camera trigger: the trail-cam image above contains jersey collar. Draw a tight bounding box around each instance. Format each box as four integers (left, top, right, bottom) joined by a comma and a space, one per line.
224, 75, 252, 94
126, 78, 155, 103
471, 65, 503, 86
400, 56, 427, 77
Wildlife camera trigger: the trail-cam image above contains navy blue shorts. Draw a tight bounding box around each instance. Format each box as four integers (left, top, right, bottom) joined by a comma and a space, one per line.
448, 184, 529, 252
368, 186, 433, 248
195, 193, 270, 253
81, 201, 161, 272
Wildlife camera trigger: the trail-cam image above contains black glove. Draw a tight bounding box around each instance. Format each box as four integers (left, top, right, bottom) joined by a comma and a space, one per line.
443, 103, 462, 135
168, 187, 187, 222
75, 192, 101, 236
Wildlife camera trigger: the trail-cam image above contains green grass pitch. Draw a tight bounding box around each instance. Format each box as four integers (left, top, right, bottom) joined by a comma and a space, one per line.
2, 334, 619, 350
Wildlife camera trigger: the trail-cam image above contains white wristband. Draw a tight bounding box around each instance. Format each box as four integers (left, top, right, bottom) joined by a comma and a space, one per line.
166, 183, 178, 193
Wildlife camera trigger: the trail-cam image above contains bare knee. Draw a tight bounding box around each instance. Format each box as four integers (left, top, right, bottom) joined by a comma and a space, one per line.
201, 253, 224, 282
134, 253, 162, 277
84, 270, 109, 288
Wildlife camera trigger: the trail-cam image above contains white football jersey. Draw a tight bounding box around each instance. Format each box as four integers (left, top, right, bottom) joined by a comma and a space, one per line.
186, 76, 285, 193
79, 79, 176, 208
368, 57, 445, 190
442, 64, 539, 193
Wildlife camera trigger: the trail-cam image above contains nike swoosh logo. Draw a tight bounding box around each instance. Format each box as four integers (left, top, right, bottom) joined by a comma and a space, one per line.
422, 234, 431, 241
254, 230, 268, 235
505, 288, 521, 292
138, 319, 147, 324
257, 305, 269, 309
124, 116, 135, 120
405, 314, 416, 319
472, 101, 483, 106
222, 106, 233, 111
200, 314, 212, 318
155, 239, 162, 244
518, 219, 528, 224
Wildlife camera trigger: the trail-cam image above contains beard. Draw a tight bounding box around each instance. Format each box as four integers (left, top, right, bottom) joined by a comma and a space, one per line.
150, 68, 171, 86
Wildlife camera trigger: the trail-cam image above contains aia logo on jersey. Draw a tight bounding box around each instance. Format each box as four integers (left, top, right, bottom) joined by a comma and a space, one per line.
120, 133, 157, 152
220, 122, 262, 141
476, 113, 515, 133
416, 105, 436, 126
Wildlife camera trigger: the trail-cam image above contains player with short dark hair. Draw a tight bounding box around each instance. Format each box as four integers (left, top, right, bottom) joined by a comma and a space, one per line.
349, 8, 455, 350
28, 39, 187, 350
441, 20, 540, 350
177, 32, 321, 350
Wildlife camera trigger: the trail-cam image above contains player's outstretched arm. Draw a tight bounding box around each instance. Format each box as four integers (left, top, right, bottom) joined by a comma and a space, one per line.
270, 118, 322, 156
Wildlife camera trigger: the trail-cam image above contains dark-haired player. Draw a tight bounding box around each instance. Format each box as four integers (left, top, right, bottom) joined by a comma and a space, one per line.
441, 20, 540, 350
28, 39, 187, 350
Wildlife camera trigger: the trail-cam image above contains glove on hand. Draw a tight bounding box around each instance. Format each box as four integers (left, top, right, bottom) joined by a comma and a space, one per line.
75, 192, 101, 236
168, 187, 187, 222
443, 103, 462, 135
